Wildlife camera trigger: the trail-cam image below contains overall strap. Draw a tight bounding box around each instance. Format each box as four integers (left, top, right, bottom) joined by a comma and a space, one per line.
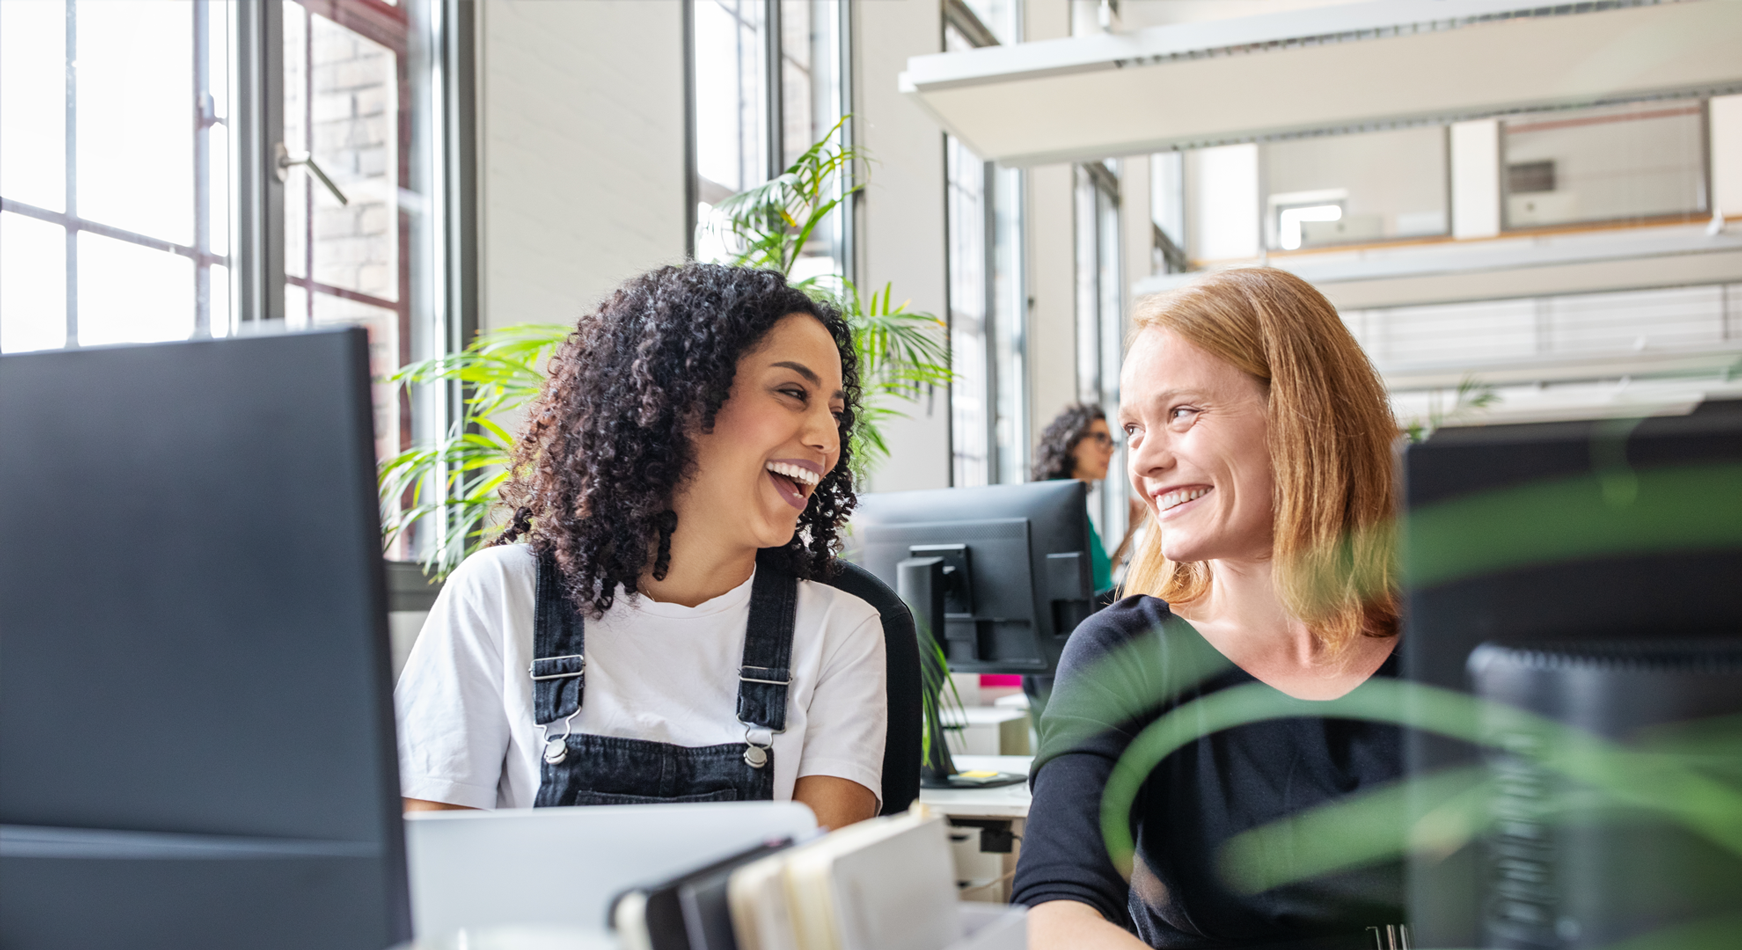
530, 552, 586, 726
735, 552, 800, 733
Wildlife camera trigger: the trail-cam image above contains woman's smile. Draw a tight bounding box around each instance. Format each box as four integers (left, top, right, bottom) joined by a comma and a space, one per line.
1153, 485, 1212, 517
765, 458, 823, 511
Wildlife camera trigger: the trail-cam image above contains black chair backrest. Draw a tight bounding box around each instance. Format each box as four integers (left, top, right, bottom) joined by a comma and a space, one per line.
817, 559, 922, 814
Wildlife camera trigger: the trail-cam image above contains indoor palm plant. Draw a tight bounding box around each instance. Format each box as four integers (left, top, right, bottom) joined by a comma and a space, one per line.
378, 118, 950, 580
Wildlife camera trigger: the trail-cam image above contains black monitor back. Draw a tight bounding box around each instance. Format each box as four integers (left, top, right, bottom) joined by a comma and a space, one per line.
851, 480, 1095, 675
0, 329, 411, 949
1400, 397, 1742, 948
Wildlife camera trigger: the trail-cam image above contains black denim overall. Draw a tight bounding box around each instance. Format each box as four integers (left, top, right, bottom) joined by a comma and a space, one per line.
529, 552, 798, 807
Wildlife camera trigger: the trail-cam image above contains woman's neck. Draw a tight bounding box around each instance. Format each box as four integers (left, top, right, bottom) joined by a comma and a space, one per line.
1174, 557, 1319, 663
637, 520, 758, 608
1170, 556, 1391, 699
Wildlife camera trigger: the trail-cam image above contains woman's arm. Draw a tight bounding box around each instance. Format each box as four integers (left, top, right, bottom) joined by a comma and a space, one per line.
793, 775, 878, 830
1013, 601, 1189, 941
1030, 901, 1150, 950
402, 798, 476, 812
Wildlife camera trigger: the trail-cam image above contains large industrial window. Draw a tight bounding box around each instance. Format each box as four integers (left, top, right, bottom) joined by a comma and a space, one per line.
1, 0, 233, 351
1074, 160, 1126, 546
0, 0, 475, 562
689, 0, 850, 281
945, 0, 1027, 488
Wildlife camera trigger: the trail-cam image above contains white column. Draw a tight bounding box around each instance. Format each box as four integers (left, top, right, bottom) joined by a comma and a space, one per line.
1186, 144, 1259, 262
1711, 94, 1742, 221
1450, 119, 1501, 240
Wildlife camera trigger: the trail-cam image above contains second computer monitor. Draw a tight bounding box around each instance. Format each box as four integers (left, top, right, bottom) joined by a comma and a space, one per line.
851, 480, 1095, 675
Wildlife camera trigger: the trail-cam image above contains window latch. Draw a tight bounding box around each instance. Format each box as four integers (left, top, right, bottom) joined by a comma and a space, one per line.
273, 142, 350, 206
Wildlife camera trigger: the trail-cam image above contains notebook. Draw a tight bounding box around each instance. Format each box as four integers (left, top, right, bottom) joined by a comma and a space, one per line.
729, 805, 961, 950
611, 837, 796, 950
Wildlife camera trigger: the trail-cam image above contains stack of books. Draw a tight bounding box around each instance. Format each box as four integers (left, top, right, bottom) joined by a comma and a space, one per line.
610, 805, 969, 950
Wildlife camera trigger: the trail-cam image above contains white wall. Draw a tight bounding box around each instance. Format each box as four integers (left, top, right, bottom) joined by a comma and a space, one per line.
855, 0, 951, 492
1023, 0, 1079, 450
476, 1, 689, 333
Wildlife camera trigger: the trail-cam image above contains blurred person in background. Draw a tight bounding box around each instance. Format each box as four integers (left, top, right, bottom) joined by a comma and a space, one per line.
1032, 403, 1146, 594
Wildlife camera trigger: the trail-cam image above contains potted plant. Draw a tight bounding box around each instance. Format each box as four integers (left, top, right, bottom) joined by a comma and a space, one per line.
379, 118, 950, 580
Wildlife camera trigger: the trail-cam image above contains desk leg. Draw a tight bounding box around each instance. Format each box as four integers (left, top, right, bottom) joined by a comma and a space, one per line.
948, 817, 1024, 904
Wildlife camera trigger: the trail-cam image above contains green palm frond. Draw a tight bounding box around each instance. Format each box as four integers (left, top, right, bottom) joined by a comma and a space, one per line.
382, 115, 952, 582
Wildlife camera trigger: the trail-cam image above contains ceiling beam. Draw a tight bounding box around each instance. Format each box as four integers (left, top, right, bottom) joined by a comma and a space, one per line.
901, 0, 1742, 166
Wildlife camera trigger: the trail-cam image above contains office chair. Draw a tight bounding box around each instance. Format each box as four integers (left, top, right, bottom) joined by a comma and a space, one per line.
819, 559, 923, 815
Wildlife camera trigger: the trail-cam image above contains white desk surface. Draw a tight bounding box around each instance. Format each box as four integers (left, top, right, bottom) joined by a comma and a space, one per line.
940, 705, 1029, 726
918, 754, 1033, 819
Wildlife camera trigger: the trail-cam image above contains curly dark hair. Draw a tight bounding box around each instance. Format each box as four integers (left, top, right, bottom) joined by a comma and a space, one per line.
1031, 402, 1106, 482
493, 263, 861, 617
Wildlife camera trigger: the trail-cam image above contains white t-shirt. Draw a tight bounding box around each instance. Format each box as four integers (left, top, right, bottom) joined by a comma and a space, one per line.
395, 544, 887, 810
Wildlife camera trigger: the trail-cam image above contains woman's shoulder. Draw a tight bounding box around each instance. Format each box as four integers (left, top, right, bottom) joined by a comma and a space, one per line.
1049, 594, 1228, 720
439, 543, 538, 603
794, 574, 884, 634
1059, 594, 1177, 665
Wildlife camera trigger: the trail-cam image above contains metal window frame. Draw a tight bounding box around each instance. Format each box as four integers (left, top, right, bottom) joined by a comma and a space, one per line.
684, 0, 855, 278
232, 0, 476, 560
233, 0, 286, 326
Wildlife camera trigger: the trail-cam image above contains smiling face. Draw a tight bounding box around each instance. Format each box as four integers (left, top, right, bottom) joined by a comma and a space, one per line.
1070, 418, 1115, 482
1119, 328, 1275, 564
678, 313, 846, 553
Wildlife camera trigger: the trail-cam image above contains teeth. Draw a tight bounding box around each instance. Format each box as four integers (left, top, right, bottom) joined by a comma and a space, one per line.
1156, 487, 1209, 511
765, 461, 821, 486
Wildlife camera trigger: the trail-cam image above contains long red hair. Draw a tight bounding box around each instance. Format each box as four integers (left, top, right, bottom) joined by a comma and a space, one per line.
1123, 268, 1399, 653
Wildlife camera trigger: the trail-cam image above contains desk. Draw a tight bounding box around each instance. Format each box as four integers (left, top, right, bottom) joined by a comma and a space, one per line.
920, 755, 1032, 903
918, 755, 1032, 819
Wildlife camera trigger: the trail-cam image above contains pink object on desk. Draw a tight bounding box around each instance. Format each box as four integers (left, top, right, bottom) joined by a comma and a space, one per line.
980, 674, 1022, 688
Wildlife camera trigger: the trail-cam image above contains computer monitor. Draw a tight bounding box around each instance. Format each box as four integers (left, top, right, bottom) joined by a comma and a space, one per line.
0, 329, 411, 950
849, 481, 1096, 788
850, 480, 1096, 677
1400, 396, 1742, 948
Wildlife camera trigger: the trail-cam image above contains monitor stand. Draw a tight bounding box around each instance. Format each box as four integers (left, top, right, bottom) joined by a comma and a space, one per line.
898, 556, 1028, 791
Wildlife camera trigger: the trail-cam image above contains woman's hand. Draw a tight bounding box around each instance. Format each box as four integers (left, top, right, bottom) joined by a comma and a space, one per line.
793, 775, 878, 830
1029, 900, 1149, 950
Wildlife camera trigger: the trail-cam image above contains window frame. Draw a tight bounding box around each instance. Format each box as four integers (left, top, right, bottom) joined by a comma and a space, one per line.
683, 0, 855, 279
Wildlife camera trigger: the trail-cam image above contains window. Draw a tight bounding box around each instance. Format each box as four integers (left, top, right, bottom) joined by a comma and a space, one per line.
278, 0, 456, 499
1150, 151, 1187, 274
2, 0, 232, 352
945, 0, 1026, 488
690, 0, 850, 280
0, 0, 474, 563
1074, 160, 1125, 544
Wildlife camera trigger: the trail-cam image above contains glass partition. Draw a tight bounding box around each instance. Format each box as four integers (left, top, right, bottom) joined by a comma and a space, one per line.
1501, 101, 1708, 230
1261, 125, 1449, 251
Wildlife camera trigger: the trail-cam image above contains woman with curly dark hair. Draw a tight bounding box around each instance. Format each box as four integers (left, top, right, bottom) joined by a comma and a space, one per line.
395, 263, 885, 829
1032, 402, 1144, 592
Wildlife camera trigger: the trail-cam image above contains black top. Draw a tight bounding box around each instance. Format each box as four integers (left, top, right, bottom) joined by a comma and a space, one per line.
1011, 596, 1405, 950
